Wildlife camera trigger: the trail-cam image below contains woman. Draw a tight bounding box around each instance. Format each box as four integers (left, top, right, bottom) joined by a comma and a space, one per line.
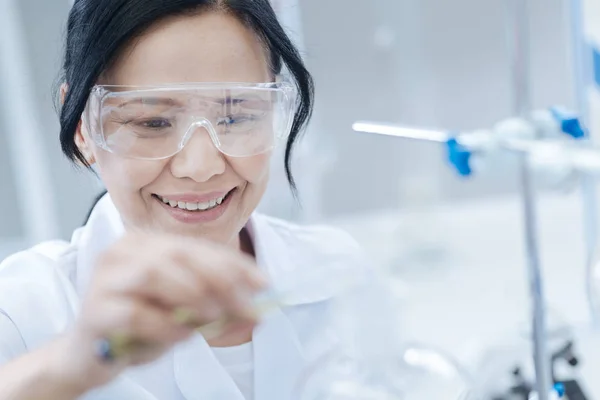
0, 1, 367, 399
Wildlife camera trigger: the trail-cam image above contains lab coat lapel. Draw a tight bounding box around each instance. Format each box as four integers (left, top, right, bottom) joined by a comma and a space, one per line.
75, 196, 160, 400
75, 193, 125, 298
173, 214, 311, 400
173, 334, 245, 400
249, 214, 309, 399
253, 307, 307, 399
82, 376, 159, 400
172, 309, 308, 400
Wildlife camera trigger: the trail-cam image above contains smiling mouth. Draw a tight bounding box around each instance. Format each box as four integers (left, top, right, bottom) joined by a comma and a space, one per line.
152, 189, 235, 212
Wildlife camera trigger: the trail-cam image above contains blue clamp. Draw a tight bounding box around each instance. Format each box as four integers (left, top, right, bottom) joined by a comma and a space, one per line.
550, 107, 585, 139
554, 382, 565, 398
446, 137, 472, 177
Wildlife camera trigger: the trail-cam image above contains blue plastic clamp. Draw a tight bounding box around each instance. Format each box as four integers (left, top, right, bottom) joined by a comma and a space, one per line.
554, 382, 565, 398
446, 137, 472, 177
593, 45, 600, 88
550, 107, 585, 139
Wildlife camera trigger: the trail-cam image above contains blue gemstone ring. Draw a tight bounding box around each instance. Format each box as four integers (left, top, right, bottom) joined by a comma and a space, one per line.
95, 338, 116, 362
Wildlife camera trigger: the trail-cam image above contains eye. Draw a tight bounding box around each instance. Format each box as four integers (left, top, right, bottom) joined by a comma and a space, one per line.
139, 118, 172, 129
218, 115, 256, 126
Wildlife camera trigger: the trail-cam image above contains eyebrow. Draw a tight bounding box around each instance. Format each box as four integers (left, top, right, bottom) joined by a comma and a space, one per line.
114, 94, 269, 108
210, 95, 261, 105
218, 98, 245, 105
117, 97, 179, 108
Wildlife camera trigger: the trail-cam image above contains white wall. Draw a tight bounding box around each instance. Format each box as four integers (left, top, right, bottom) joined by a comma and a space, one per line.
0, 0, 99, 252
298, 0, 575, 217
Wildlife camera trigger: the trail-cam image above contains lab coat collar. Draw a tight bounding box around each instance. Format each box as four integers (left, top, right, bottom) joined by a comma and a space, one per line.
246, 213, 342, 305
172, 214, 310, 399
174, 306, 307, 400
73, 193, 125, 298
73, 194, 327, 399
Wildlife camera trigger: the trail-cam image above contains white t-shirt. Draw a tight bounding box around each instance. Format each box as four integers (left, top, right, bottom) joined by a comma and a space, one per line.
211, 342, 254, 400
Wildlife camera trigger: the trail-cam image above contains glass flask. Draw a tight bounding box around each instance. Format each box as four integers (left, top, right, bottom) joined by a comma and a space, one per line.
294, 342, 472, 400
293, 264, 472, 400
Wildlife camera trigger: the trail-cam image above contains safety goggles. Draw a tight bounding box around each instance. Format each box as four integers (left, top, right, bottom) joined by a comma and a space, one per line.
83, 82, 297, 160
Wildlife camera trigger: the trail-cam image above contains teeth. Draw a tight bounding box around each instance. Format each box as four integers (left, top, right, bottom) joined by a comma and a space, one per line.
186, 203, 198, 211
158, 194, 227, 211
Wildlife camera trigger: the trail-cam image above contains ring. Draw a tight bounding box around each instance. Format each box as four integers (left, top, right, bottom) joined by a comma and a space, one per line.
95, 338, 115, 362
95, 332, 131, 362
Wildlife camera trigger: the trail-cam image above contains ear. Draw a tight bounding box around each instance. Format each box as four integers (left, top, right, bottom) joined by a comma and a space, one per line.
60, 82, 68, 105
75, 121, 97, 166
62, 83, 96, 166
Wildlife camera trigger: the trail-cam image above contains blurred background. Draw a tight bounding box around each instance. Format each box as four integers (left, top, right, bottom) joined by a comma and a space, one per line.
0, 0, 578, 249
3, 0, 600, 396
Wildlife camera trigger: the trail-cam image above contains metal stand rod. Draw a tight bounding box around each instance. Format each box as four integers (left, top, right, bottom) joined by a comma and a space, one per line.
568, 0, 600, 326
353, 120, 600, 177
352, 122, 449, 143
506, 1, 552, 398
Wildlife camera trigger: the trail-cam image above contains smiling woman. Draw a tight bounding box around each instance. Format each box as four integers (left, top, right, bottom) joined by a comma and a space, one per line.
0, 1, 370, 400
71, 11, 299, 243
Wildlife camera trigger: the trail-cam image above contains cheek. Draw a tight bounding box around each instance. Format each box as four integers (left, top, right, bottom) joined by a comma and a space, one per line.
228, 153, 271, 184
95, 152, 166, 194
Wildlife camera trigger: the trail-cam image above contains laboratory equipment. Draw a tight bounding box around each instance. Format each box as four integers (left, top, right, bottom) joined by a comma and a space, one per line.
466, 310, 590, 400
352, 113, 600, 399
345, 0, 600, 397
354, 110, 588, 399
295, 343, 471, 400
353, 105, 598, 400
294, 269, 473, 400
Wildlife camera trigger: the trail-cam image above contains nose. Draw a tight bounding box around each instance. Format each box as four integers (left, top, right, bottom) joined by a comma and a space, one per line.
169, 123, 226, 182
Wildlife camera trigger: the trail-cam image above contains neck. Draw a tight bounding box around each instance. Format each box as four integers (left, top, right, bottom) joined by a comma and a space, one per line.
238, 226, 255, 258
208, 226, 256, 348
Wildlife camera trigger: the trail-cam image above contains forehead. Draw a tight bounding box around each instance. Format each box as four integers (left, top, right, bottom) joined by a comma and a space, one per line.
105, 12, 271, 86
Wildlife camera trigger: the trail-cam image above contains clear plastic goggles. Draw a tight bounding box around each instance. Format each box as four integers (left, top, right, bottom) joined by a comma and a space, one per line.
84, 82, 297, 160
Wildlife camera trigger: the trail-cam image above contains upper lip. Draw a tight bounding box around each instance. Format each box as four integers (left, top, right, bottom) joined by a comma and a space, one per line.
155, 189, 233, 203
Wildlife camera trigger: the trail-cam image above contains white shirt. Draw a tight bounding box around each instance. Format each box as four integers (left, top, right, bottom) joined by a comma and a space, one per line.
0, 194, 370, 400
212, 343, 254, 400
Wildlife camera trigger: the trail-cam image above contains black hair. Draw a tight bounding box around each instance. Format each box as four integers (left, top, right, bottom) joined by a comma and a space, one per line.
57, 0, 314, 192
84, 189, 108, 224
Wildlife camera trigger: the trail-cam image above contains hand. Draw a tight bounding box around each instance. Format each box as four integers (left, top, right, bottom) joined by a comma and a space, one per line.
54, 232, 266, 392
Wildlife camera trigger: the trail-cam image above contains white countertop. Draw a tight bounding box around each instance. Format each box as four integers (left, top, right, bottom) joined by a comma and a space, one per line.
329, 189, 600, 396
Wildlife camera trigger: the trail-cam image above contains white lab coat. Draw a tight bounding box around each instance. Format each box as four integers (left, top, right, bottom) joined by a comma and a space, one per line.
0, 194, 368, 400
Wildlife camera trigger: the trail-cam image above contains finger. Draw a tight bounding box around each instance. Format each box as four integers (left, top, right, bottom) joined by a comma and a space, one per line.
104, 256, 217, 316
200, 318, 257, 343
225, 251, 268, 291
92, 298, 193, 345
151, 243, 260, 318
117, 234, 267, 292
127, 343, 171, 366
98, 237, 266, 322
181, 239, 268, 291
180, 255, 259, 320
